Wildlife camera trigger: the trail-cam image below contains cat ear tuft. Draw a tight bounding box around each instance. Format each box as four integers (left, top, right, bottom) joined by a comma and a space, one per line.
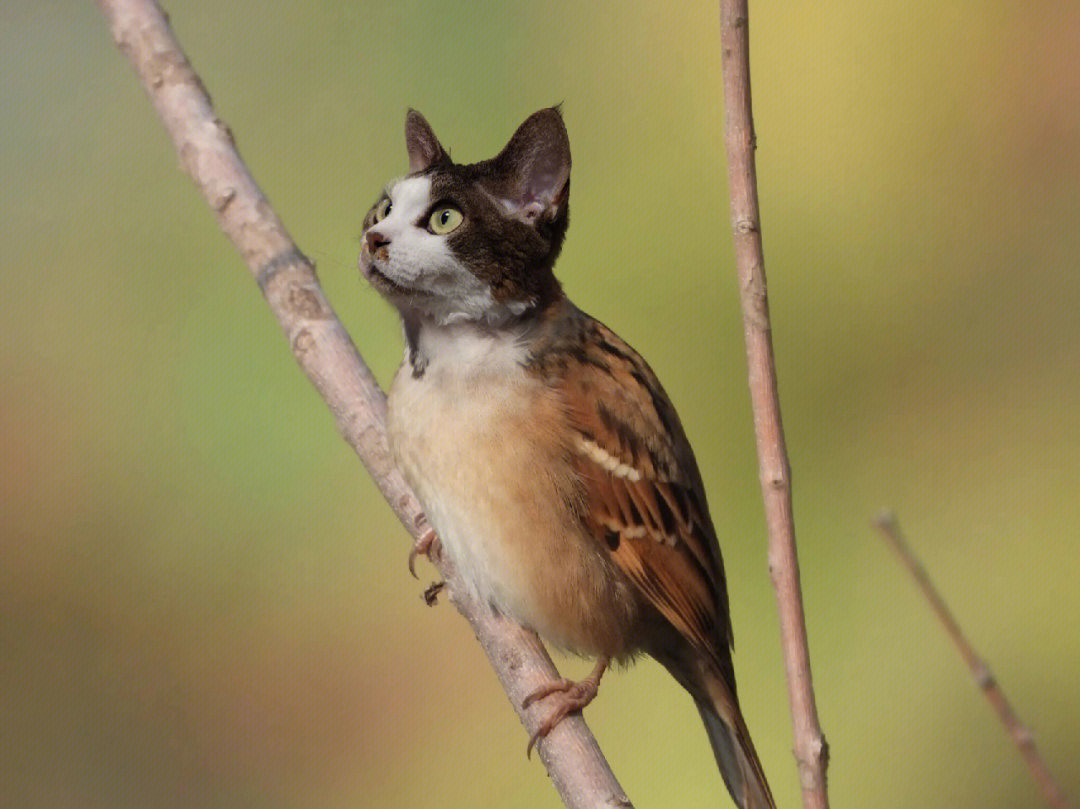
487, 107, 571, 223
405, 109, 448, 173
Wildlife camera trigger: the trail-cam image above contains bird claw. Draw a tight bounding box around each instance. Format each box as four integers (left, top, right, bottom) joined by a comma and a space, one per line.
408, 516, 440, 578
523, 676, 601, 758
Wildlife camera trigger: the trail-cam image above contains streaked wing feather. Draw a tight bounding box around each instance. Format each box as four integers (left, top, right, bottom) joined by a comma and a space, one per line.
538, 315, 734, 664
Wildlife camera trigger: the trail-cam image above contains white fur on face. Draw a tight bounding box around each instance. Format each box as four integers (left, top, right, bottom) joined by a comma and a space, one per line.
365, 176, 521, 325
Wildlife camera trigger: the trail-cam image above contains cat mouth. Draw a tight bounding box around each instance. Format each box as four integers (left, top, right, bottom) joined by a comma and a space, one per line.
361, 255, 416, 298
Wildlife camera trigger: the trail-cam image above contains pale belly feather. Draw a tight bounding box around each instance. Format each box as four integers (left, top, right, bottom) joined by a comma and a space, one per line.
386, 355, 640, 658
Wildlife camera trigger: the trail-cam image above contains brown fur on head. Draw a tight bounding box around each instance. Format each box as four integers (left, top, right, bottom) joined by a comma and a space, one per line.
360, 108, 571, 324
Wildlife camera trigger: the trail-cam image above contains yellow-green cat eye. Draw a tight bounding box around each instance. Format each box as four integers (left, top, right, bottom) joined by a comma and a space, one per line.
374, 198, 392, 222
428, 205, 463, 235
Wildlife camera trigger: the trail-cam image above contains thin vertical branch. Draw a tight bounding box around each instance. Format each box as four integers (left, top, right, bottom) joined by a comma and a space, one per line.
718, 2, 830, 808
874, 512, 1073, 809
94, 1, 631, 807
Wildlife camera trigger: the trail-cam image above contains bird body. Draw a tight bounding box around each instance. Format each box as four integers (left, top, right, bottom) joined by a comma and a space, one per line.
362, 107, 775, 809
388, 313, 645, 659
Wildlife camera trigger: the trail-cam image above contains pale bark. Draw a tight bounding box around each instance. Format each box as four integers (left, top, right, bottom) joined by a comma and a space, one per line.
95, 1, 631, 807
875, 513, 1073, 809
719, 2, 831, 807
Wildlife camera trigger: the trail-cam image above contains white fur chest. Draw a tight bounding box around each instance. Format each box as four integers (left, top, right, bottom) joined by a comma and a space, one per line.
387, 323, 534, 461
386, 323, 545, 620
385, 318, 642, 658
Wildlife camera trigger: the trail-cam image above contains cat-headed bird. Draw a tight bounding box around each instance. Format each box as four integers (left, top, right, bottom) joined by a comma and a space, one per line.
359, 107, 775, 809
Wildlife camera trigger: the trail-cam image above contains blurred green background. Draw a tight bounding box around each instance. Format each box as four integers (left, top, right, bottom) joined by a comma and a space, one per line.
3, 1, 1078, 807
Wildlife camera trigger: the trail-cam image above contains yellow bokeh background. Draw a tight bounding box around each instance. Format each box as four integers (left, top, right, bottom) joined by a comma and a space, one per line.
3, 2, 1078, 807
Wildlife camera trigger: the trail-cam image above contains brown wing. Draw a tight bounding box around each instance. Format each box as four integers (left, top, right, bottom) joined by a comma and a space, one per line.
530, 309, 733, 667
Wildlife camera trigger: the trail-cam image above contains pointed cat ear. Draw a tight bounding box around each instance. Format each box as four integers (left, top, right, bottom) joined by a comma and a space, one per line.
485, 107, 571, 223
405, 109, 449, 173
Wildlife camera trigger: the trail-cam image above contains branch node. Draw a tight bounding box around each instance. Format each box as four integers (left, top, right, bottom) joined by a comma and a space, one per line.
255, 246, 309, 291
1014, 725, 1035, 748
973, 662, 995, 689
213, 186, 237, 214
215, 117, 237, 147
286, 282, 326, 320
292, 327, 315, 358
734, 215, 759, 234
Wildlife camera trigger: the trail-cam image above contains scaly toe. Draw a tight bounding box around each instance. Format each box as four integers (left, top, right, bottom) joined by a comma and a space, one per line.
522, 677, 601, 758
522, 678, 575, 709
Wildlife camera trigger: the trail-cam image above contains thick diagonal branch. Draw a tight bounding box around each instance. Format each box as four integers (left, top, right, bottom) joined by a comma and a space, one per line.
718, 2, 830, 808
95, 1, 630, 807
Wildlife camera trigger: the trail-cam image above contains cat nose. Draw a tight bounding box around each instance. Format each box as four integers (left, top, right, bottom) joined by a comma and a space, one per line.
365, 229, 390, 253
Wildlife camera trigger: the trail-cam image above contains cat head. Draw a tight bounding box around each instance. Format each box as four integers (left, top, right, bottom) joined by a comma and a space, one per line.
359, 107, 571, 326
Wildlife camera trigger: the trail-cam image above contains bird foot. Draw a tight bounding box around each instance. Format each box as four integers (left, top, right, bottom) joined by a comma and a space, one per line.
522, 659, 607, 758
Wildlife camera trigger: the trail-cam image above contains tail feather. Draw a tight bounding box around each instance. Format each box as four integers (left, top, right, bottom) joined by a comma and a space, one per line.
696, 698, 775, 809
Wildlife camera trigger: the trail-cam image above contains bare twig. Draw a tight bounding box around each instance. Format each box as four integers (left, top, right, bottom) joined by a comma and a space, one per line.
874, 512, 1073, 809
94, 1, 631, 807
718, 2, 831, 807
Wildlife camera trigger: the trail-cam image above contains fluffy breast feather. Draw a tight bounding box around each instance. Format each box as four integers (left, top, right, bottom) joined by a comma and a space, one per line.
386, 323, 642, 658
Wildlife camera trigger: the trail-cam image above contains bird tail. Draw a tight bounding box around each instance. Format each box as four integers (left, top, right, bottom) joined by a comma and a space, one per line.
695, 673, 776, 809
